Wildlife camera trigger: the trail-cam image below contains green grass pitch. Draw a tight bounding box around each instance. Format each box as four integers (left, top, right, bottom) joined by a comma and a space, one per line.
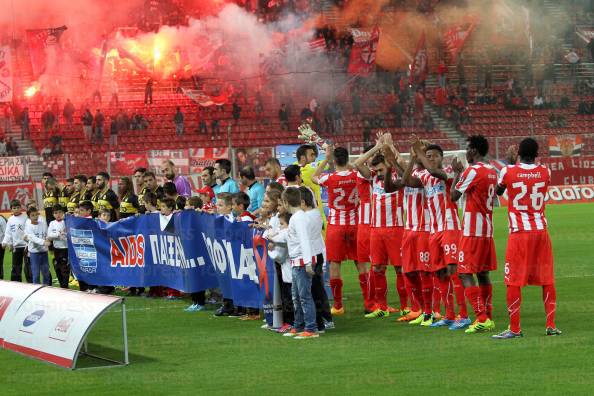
1, 203, 594, 395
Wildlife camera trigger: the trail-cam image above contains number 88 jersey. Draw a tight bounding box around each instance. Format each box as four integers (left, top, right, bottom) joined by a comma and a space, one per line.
318, 170, 359, 226
498, 163, 550, 233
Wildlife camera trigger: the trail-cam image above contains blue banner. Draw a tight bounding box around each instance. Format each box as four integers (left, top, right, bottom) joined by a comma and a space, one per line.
65, 211, 275, 308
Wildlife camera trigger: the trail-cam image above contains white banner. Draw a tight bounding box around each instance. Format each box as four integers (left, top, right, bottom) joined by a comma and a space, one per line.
0, 46, 12, 102
2, 285, 123, 368
0, 156, 29, 182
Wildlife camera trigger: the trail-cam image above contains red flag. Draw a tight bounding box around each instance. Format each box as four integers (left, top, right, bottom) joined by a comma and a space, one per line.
26, 26, 67, 78
109, 152, 148, 177
410, 32, 428, 85
444, 20, 477, 61
348, 27, 380, 76
88, 38, 108, 89
308, 37, 327, 53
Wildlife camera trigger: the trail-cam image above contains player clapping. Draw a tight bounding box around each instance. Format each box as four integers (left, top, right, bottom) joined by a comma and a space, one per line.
493, 138, 561, 339
450, 135, 498, 333
405, 135, 465, 328
354, 132, 409, 319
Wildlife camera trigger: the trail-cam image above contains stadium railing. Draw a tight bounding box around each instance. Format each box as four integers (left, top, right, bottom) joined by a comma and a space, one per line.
28, 133, 593, 181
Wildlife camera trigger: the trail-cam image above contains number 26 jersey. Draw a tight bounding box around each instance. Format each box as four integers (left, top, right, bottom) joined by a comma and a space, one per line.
498, 163, 550, 234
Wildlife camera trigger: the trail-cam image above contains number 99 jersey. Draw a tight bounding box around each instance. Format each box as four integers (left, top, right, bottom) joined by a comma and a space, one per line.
498, 163, 550, 234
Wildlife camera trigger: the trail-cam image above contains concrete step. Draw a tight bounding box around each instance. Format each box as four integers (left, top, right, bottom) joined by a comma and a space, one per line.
424, 104, 466, 148
3, 123, 49, 180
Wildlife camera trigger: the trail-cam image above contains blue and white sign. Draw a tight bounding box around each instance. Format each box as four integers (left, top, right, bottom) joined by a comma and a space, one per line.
65, 211, 275, 308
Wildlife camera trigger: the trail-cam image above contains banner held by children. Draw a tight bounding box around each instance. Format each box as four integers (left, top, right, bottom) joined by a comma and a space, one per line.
66, 211, 275, 308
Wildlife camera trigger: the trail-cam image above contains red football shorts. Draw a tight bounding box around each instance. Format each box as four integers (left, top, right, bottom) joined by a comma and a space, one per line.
457, 236, 497, 274
504, 230, 554, 287
326, 223, 358, 262
357, 223, 371, 263
370, 226, 403, 266
429, 230, 460, 272
401, 230, 430, 273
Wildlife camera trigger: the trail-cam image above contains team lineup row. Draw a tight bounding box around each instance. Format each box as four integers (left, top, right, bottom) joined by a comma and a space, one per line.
282, 132, 560, 339
0, 134, 560, 340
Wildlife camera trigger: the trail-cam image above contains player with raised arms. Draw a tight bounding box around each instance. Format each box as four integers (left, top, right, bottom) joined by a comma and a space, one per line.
354, 132, 409, 319
405, 136, 465, 328
313, 145, 372, 315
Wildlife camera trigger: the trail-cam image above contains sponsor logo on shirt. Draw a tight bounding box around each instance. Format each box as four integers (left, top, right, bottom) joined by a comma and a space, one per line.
425, 183, 445, 197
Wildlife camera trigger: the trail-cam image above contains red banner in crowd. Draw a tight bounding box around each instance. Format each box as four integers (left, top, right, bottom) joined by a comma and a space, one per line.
499, 184, 594, 205
490, 156, 594, 186
548, 135, 583, 157
410, 32, 428, 85
0, 182, 35, 212
444, 19, 477, 61
541, 156, 594, 185
182, 86, 233, 107
0, 46, 13, 102
308, 37, 326, 53
348, 27, 380, 76
26, 26, 67, 78
110, 152, 149, 177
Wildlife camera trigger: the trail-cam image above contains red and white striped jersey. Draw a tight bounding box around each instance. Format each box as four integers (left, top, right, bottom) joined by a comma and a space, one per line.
498, 163, 550, 234
356, 172, 372, 225
371, 172, 404, 228
418, 166, 461, 233
455, 162, 498, 237
404, 168, 430, 232
203, 202, 216, 212
276, 175, 288, 186
318, 170, 359, 226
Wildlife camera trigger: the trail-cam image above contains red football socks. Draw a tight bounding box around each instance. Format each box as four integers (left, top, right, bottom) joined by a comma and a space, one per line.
465, 285, 487, 322
438, 276, 456, 320
358, 273, 370, 310
480, 284, 493, 319
452, 274, 468, 318
405, 272, 423, 312
396, 270, 408, 311
506, 285, 522, 333
432, 276, 441, 314
543, 284, 557, 329
420, 272, 433, 315
330, 278, 343, 309
366, 271, 376, 310
374, 270, 388, 311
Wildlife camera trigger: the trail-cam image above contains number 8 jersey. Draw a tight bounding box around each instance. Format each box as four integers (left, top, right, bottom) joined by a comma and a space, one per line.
498, 163, 550, 233
455, 162, 498, 237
